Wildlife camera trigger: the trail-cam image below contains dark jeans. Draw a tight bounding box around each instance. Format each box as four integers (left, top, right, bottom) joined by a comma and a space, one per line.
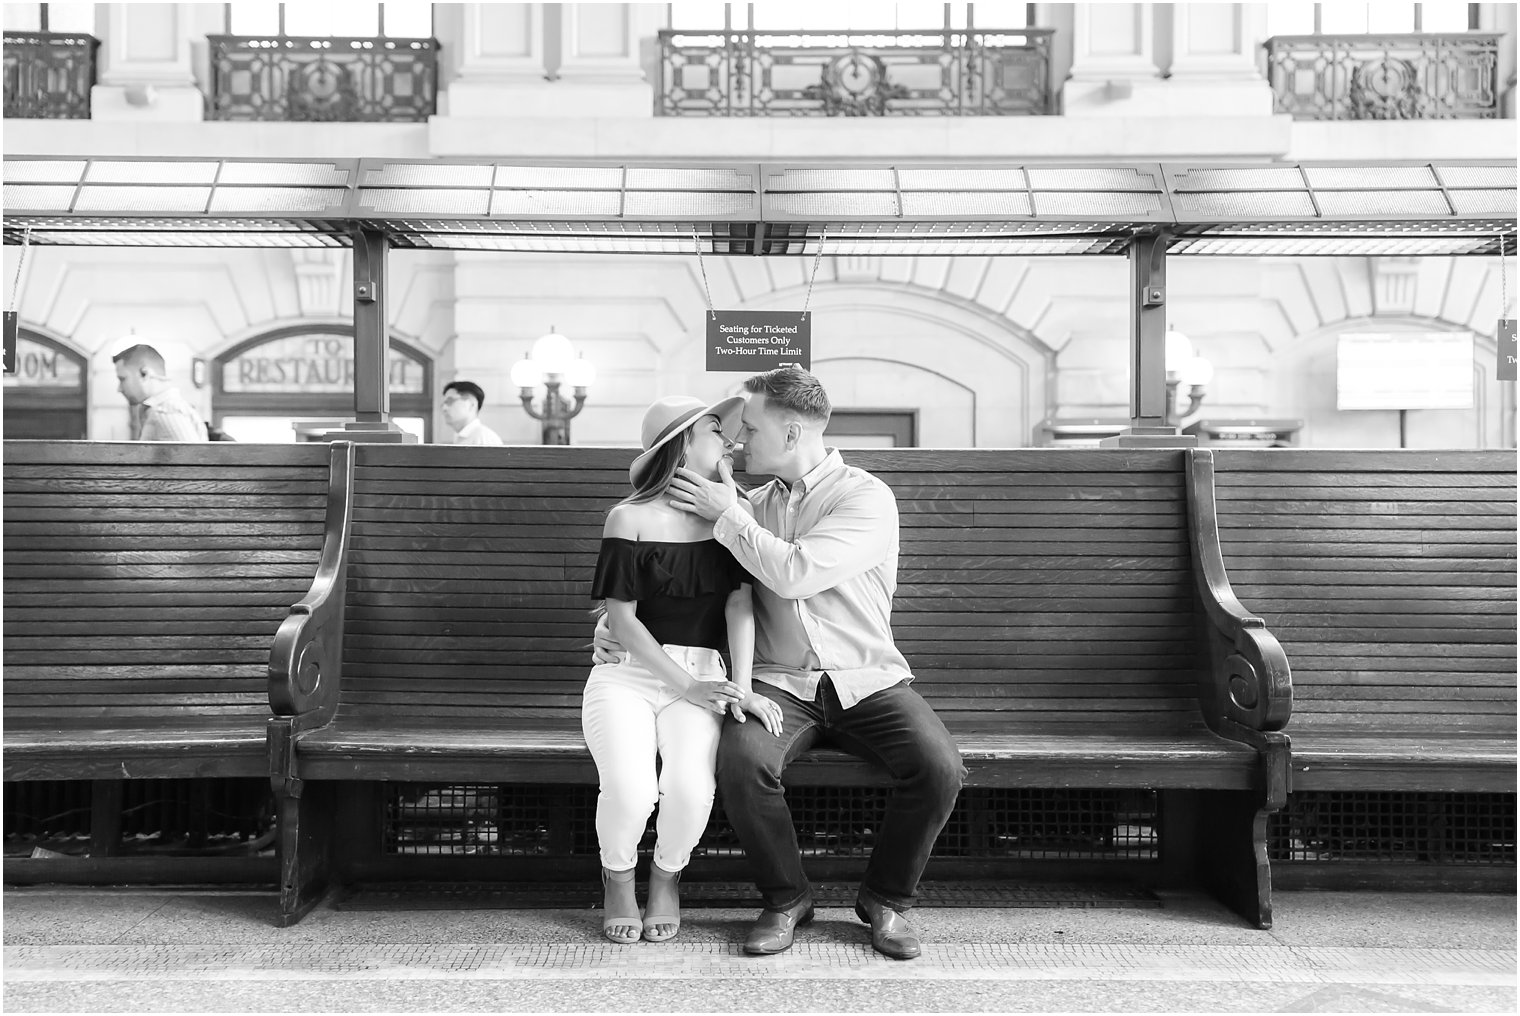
716, 675, 966, 914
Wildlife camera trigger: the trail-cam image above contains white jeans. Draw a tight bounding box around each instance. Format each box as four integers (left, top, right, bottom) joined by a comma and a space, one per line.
581, 644, 726, 873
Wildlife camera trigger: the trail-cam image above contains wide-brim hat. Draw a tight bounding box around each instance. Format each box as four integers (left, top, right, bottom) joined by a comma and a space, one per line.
630, 394, 745, 486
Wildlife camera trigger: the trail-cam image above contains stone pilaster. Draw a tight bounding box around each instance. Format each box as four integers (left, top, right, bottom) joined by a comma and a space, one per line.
1063, 3, 1277, 118
1484, 2, 1518, 118
438, 3, 550, 117
1063, 2, 1160, 114
1164, 3, 1274, 115
438, 2, 663, 119
92, 3, 204, 120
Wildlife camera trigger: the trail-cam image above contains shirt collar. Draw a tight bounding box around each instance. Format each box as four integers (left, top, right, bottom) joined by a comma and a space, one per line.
141, 388, 177, 408
791, 448, 844, 495
457, 418, 483, 438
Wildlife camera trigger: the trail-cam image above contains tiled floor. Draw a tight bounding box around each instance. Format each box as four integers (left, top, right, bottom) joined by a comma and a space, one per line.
3, 888, 1515, 1013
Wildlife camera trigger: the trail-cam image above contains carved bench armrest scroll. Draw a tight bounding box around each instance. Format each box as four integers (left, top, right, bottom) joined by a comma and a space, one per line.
268, 441, 353, 727
1185, 449, 1293, 734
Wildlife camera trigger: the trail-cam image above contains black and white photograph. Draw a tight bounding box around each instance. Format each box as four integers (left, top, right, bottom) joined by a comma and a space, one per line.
1, 1, 1515, 1012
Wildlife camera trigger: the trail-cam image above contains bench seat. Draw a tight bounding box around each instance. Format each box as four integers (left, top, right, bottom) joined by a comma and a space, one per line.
4, 718, 269, 780
293, 720, 1259, 789
1284, 734, 1517, 792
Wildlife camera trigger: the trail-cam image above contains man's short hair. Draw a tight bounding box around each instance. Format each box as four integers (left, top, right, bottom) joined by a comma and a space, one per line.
444, 380, 486, 409
742, 366, 831, 423
111, 344, 166, 376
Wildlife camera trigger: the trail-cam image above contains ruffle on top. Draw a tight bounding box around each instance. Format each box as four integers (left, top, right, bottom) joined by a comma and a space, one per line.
591, 538, 751, 602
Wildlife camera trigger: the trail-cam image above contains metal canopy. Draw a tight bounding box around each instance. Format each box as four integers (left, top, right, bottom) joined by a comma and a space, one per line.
4, 156, 1514, 256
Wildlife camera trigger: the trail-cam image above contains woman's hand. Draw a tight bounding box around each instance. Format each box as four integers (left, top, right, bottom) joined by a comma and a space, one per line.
591, 614, 626, 665
683, 680, 744, 714
734, 690, 784, 736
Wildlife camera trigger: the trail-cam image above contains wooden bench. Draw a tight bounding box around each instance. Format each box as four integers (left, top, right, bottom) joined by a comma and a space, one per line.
1203, 448, 1517, 794
269, 443, 1291, 927
3, 441, 337, 874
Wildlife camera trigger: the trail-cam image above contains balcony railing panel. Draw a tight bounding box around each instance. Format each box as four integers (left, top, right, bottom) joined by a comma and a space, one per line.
207, 36, 438, 123
1265, 32, 1501, 120
657, 29, 1054, 116
3, 32, 98, 120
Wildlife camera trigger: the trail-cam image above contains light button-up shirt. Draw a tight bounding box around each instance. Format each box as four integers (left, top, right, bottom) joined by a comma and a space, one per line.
136, 388, 208, 442
713, 449, 911, 709
454, 418, 504, 446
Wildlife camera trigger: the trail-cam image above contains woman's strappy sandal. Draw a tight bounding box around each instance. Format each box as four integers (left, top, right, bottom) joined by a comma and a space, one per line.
642, 865, 682, 943
601, 867, 642, 944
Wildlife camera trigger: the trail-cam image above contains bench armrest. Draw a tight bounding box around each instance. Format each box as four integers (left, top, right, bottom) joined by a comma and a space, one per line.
268, 441, 354, 725
1186, 449, 1292, 734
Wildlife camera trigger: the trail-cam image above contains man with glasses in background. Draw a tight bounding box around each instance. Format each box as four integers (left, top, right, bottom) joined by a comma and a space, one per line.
441, 380, 504, 446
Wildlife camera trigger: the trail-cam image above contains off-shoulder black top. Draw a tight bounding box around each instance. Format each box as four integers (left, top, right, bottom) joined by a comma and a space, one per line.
591, 538, 752, 651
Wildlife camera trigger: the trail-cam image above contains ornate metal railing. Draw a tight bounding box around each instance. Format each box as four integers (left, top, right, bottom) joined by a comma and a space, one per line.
1264, 33, 1501, 120
207, 36, 438, 122
657, 29, 1054, 116
3, 32, 98, 119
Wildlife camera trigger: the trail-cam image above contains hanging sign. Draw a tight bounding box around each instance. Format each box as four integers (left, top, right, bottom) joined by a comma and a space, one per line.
2, 312, 16, 375
1498, 320, 1516, 382
706, 311, 811, 372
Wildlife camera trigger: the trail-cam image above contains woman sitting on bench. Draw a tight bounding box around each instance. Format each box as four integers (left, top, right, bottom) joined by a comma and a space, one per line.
585, 394, 781, 944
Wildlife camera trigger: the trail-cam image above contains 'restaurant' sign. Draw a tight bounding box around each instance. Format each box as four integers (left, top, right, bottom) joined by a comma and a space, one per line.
221, 333, 426, 394
706, 311, 811, 372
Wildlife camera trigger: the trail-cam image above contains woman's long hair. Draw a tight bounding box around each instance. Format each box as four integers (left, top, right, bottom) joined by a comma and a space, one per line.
618, 428, 693, 508
589, 428, 696, 629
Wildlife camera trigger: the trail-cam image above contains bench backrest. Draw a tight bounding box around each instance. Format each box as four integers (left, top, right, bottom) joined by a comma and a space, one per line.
337, 445, 1211, 736
3, 442, 333, 725
1209, 449, 1517, 738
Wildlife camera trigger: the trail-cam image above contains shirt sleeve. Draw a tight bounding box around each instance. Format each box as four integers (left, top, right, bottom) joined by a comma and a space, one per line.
724, 546, 756, 589
140, 405, 208, 442
591, 540, 646, 601
712, 481, 897, 600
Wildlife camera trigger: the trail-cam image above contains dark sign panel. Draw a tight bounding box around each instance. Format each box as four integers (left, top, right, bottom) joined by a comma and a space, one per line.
1499, 319, 1517, 382
3, 312, 16, 375
706, 311, 811, 372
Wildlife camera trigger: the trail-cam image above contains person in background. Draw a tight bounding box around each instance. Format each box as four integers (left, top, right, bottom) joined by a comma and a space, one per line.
112, 344, 207, 442
441, 380, 504, 446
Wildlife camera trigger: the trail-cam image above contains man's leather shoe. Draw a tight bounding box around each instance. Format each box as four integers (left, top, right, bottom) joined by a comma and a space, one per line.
854, 895, 921, 960
742, 897, 815, 955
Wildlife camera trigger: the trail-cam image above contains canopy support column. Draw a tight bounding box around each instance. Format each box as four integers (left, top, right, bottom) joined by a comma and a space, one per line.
338, 227, 415, 443
1102, 232, 1196, 448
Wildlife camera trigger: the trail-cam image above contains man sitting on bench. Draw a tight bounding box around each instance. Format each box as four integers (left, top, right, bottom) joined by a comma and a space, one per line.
596, 365, 966, 960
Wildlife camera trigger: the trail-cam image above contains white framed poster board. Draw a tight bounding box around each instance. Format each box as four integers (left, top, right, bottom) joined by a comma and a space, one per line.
1336, 332, 1474, 411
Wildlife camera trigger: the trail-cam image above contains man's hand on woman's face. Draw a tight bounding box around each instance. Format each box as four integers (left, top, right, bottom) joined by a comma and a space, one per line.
668, 460, 739, 521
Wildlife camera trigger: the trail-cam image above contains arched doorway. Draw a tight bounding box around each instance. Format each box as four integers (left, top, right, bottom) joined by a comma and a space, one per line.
212, 326, 433, 442
741, 286, 1050, 447
2, 329, 89, 439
